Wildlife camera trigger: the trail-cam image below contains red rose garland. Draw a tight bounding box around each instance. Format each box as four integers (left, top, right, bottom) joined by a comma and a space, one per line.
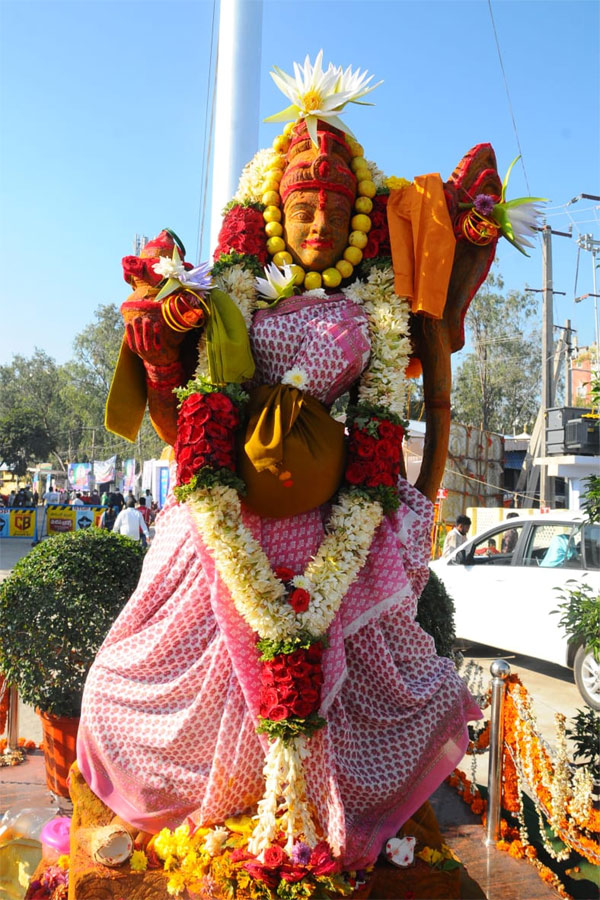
362, 194, 391, 260
344, 410, 405, 510
213, 206, 268, 266
258, 643, 324, 724
175, 391, 240, 486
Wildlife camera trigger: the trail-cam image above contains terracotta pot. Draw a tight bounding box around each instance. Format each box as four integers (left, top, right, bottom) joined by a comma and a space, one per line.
38, 710, 80, 797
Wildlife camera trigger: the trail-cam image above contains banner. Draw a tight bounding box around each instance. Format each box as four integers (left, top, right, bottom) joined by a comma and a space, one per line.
46, 505, 106, 535
93, 455, 116, 484
122, 458, 136, 492
67, 462, 92, 491
159, 466, 170, 508
0, 507, 36, 538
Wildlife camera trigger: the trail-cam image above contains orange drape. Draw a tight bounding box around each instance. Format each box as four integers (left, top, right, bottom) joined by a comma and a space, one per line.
387, 174, 456, 320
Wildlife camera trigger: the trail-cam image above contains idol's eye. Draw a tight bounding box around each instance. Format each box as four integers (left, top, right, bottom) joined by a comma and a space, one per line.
328, 212, 348, 227
288, 207, 314, 223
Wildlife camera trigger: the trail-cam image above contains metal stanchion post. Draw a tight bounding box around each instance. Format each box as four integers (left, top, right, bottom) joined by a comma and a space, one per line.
483, 659, 511, 847
6, 684, 19, 752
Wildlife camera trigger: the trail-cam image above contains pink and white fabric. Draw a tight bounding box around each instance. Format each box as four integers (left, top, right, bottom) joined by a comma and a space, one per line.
77, 294, 480, 868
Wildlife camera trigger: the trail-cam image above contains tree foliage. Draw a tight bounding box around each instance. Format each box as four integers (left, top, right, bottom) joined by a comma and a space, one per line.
0, 305, 164, 475
452, 272, 540, 434
0, 407, 55, 475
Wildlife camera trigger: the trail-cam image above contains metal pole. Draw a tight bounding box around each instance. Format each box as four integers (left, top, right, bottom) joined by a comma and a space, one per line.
565, 319, 572, 407
209, 0, 264, 253
483, 659, 511, 847
592, 248, 600, 371
540, 227, 555, 508
6, 684, 19, 752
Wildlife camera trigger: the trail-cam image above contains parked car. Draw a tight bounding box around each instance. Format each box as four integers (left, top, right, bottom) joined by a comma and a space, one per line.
430, 512, 600, 709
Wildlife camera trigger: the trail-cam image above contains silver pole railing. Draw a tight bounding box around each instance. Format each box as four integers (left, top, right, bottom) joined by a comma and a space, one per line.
6, 684, 19, 752
483, 659, 511, 846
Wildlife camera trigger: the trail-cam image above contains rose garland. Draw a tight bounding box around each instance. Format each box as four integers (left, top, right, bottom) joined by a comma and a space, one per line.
170, 122, 411, 863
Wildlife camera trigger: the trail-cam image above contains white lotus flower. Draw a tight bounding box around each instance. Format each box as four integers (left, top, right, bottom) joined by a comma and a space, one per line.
491, 155, 548, 256
255, 262, 296, 306
180, 261, 212, 294
499, 201, 545, 249
153, 246, 212, 302
266, 50, 382, 146
153, 255, 187, 280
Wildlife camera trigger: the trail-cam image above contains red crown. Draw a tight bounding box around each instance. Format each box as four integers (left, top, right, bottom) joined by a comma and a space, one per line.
279, 120, 356, 204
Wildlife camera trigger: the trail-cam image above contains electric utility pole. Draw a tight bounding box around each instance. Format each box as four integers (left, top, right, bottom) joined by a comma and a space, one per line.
527, 224, 570, 507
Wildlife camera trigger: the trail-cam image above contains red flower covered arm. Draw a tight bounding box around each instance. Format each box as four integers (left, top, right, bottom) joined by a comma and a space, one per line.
121, 293, 204, 446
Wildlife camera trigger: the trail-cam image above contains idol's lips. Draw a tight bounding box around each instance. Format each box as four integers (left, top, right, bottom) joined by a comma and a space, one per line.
301, 239, 333, 249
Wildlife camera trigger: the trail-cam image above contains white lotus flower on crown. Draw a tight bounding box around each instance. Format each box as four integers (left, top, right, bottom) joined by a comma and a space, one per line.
255, 262, 296, 305
266, 50, 382, 146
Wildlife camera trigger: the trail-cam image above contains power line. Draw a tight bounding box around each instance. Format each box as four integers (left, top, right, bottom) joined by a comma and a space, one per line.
487, 0, 531, 195
195, 0, 219, 263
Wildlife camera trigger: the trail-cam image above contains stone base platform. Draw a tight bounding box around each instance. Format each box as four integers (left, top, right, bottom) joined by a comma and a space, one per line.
66, 763, 484, 900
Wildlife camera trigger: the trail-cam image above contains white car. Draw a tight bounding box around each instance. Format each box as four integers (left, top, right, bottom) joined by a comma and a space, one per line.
430, 512, 600, 709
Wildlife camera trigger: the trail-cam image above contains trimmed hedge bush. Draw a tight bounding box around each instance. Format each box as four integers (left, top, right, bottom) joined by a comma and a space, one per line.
416, 569, 459, 664
0, 528, 144, 717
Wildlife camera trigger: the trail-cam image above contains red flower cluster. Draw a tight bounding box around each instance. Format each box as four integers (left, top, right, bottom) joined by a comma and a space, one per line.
345, 418, 404, 489
122, 255, 193, 288
213, 205, 268, 265
363, 194, 391, 260
175, 391, 240, 485
242, 840, 341, 887
259, 644, 323, 721
122, 255, 164, 287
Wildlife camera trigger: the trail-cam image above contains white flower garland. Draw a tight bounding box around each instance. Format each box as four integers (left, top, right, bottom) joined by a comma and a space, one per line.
233, 147, 281, 205
189, 485, 382, 642
186, 150, 412, 855
248, 736, 318, 857
344, 266, 412, 417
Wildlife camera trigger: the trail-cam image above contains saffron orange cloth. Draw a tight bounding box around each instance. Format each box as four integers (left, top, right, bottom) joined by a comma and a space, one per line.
387, 174, 456, 319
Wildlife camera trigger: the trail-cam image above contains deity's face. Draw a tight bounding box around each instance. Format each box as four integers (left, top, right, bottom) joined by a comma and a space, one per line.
283, 189, 352, 272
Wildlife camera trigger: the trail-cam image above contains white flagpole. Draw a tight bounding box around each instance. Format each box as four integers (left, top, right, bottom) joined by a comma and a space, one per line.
209, 0, 264, 253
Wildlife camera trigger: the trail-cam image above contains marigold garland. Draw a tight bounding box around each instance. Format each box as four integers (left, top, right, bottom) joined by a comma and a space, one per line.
502, 676, 600, 866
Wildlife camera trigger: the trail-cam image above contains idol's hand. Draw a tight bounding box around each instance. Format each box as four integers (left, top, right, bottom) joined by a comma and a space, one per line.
121, 297, 200, 366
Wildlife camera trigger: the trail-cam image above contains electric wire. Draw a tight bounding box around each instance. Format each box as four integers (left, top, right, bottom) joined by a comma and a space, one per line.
487, 0, 532, 196
195, 0, 219, 263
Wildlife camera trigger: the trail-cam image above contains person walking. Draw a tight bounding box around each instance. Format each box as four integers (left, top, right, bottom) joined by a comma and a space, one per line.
99, 505, 119, 531
112, 498, 149, 544
442, 514, 471, 557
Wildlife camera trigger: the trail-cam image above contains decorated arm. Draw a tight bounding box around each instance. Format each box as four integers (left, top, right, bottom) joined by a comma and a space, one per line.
396, 146, 545, 501
105, 230, 210, 446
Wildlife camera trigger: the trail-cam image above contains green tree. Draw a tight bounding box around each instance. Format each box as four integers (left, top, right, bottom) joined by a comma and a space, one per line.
0, 349, 69, 470
452, 272, 540, 434
0, 407, 54, 475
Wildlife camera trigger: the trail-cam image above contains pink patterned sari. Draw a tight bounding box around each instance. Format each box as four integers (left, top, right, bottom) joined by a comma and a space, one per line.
77, 294, 480, 867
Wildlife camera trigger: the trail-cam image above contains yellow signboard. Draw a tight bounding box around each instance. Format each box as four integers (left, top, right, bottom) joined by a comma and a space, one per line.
9, 509, 36, 538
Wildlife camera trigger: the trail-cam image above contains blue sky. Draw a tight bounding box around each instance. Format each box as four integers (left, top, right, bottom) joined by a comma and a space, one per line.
1, 0, 598, 367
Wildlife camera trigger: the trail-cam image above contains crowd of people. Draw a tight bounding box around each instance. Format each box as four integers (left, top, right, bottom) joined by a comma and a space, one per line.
1, 484, 158, 546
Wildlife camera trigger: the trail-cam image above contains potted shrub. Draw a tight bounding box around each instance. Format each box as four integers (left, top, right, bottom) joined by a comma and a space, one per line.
417, 569, 460, 665
0, 528, 144, 796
